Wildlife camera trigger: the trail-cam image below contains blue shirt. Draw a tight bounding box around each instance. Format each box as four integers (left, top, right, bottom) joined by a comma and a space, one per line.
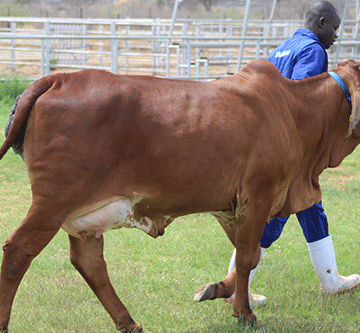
268, 29, 328, 80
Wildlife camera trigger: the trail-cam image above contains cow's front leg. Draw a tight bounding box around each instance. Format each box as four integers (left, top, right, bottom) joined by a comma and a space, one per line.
232, 192, 272, 324
69, 235, 143, 333
233, 225, 258, 324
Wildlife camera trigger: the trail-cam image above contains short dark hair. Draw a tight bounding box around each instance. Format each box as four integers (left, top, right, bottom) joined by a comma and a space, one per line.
305, 1, 339, 27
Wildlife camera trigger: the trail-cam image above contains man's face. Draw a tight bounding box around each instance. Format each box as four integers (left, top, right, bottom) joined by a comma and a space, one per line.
318, 14, 341, 49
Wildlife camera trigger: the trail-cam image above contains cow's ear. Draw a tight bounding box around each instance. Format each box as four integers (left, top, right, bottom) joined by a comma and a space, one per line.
346, 111, 358, 139
345, 78, 360, 139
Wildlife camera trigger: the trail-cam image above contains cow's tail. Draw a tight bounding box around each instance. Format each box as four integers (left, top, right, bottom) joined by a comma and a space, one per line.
0, 75, 56, 160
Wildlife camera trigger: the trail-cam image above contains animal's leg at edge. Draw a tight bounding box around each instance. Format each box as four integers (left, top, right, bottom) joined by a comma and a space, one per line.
68, 235, 144, 333
194, 222, 261, 302
0, 204, 61, 332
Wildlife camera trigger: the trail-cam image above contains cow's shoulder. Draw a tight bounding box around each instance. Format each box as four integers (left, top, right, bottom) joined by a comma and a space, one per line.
212, 59, 284, 89
236, 59, 285, 86
240, 59, 281, 76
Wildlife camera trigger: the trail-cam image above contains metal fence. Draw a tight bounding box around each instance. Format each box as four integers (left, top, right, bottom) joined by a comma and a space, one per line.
0, 3, 359, 81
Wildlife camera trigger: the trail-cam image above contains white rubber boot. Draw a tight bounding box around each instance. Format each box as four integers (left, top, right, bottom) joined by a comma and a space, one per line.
226, 247, 267, 307
307, 234, 360, 295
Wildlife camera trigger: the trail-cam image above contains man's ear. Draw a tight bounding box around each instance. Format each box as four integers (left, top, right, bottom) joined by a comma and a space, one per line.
318, 17, 326, 29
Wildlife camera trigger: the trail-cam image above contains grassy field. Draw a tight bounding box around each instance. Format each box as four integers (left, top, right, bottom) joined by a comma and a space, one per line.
0, 83, 359, 333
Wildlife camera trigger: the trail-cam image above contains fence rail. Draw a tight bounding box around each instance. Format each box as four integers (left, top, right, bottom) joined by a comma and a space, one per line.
0, 16, 360, 80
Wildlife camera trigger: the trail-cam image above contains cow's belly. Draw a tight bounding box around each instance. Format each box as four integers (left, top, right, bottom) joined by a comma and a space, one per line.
61, 197, 154, 240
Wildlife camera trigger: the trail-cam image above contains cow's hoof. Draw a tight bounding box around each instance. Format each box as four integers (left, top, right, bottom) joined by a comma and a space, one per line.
233, 312, 257, 326
194, 282, 217, 302
117, 323, 144, 333
0, 325, 8, 333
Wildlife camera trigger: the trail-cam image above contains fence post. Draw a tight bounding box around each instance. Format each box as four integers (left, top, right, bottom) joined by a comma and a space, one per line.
125, 19, 130, 75
180, 23, 188, 77
41, 39, 45, 77
152, 19, 158, 75
352, 0, 360, 59
169, 0, 182, 40
187, 39, 191, 78
226, 24, 233, 73
166, 38, 170, 77
334, 0, 349, 67
195, 24, 201, 60
99, 25, 104, 67
237, 0, 252, 72
263, 0, 278, 58
10, 21, 16, 71
354, 0, 360, 39
167, 0, 183, 78
44, 20, 51, 76
110, 21, 118, 74
82, 24, 88, 67
176, 44, 181, 77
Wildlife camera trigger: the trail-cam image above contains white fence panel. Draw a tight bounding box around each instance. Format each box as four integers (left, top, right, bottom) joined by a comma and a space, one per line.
0, 16, 359, 81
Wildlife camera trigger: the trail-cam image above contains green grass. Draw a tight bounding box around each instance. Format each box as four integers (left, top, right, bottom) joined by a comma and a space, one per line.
0, 90, 360, 332
0, 76, 29, 105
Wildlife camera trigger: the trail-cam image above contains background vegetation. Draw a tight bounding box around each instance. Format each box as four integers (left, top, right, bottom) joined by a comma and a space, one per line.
0, 77, 359, 333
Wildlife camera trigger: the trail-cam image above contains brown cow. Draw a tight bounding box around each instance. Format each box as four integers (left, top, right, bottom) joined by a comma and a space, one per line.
0, 59, 360, 333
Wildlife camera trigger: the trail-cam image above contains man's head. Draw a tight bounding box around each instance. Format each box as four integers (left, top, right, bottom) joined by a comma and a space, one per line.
304, 1, 341, 49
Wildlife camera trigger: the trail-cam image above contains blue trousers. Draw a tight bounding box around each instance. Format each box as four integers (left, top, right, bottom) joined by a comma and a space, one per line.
260, 201, 329, 248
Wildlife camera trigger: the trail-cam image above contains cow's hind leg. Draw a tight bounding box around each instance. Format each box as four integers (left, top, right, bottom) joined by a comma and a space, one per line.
0, 204, 62, 332
69, 235, 143, 333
